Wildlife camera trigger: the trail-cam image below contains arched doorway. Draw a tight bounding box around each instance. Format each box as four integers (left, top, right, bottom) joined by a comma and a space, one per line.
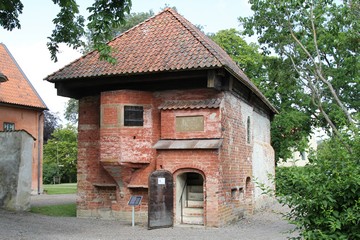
176, 172, 204, 225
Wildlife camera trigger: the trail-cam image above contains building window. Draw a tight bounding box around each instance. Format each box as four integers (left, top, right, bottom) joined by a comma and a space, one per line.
3, 122, 15, 131
246, 116, 251, 144
124, 106, 144, 126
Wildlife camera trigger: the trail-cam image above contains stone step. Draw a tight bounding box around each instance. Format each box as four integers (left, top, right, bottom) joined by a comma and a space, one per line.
182, 215, 204, 225
188, 192, 203, 201
183, 207, 204, 216
188, 185, 203, 193
187, 200, 204, 208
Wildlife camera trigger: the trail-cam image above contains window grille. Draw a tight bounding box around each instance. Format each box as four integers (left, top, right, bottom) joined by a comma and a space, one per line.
124, 106, 144, 126
3, 122, 15, 131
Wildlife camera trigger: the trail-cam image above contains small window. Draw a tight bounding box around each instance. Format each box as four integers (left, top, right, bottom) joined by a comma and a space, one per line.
246, 116, 251, 144
3, 122, 15, 131
124, 106, 143, 126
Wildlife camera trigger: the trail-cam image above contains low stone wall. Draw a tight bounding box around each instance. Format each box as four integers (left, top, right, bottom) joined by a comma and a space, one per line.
0, 131, 34, 211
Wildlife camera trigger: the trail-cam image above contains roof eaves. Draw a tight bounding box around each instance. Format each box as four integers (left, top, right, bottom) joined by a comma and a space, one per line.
45, 12, 164, 82
0, 101, 47, 111
223, 65, 278, 114
1, 43, 48, 110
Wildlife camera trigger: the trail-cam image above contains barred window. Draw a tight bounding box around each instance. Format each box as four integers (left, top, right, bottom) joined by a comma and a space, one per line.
3, 122, 15, 131
246, 116, 251, 144
124, 106, 143, 126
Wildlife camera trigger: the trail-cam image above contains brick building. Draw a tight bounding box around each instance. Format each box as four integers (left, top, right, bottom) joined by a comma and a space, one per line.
0, 43, 47, 194
46, 9, 277, 227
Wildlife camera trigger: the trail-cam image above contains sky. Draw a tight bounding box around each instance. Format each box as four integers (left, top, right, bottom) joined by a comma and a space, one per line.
0, 0, 254, 122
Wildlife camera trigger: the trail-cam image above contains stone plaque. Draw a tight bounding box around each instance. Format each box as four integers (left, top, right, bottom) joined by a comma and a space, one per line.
175, 116, 204, 132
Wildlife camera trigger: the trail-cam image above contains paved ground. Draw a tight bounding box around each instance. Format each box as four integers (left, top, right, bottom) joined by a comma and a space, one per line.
0, 194, 298, 240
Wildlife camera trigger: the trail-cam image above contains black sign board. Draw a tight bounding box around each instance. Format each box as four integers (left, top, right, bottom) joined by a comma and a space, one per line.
128, 195, 143, 206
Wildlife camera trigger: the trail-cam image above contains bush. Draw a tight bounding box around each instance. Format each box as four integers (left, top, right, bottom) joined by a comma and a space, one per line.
276, 135, 360, 239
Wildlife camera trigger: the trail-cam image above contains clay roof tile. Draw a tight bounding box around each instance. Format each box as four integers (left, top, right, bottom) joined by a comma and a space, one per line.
0, 43, 47, 110
45, 8, 276, 113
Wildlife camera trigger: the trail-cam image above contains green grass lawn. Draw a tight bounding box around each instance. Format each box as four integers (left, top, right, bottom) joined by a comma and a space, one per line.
30, 183, 77, 217
43, 183, 77, 195
31, 204, 76, 217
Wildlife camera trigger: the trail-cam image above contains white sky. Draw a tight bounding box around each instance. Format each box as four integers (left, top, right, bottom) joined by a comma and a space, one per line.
0, 0, 253, 121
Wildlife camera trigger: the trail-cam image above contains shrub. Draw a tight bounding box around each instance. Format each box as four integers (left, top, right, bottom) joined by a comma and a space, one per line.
276, 135, 360, 239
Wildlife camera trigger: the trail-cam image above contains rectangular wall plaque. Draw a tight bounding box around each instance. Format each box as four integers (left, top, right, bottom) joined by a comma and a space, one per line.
176, 116, 204, 132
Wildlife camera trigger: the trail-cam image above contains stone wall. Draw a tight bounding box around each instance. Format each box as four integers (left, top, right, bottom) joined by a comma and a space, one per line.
251, 107, 276, 210
0, 106, 43, 194
0, 131, 34, 211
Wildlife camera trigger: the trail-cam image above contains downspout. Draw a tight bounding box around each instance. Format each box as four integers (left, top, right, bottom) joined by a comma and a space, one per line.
37, 111, 44, 195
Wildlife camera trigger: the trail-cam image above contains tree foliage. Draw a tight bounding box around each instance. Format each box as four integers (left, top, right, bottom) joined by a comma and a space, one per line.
43, 110, 60, 143
240, 0, 359, 138
82, 10, 154, 54
211, 29, 313, 161
43, 125, 78, 184
276, 132, 360, 239
64, 98, 79, 125
0, 0, 132, 62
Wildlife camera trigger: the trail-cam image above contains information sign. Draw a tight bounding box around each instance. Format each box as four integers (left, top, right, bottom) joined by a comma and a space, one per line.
128, 195, 143, 206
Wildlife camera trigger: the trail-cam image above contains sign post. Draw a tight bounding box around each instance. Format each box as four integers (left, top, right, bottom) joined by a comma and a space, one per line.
128, 195, 143, 227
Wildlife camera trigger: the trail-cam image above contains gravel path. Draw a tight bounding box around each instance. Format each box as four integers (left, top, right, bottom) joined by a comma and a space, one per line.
0, 195, 297, 240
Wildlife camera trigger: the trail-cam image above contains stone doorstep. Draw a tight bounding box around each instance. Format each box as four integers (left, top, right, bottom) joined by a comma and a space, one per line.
187, 200, 204, 208
188, 192, 203, 201
182, 215, 204, 225
183, 207, 204, 216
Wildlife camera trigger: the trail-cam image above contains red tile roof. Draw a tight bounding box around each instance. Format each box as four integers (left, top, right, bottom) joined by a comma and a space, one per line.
0, 43, 47, 110
159, 98, 222, 110
45, 8, 275, 113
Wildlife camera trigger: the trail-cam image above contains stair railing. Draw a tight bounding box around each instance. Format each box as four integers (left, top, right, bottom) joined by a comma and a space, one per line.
179, 180, 188, 223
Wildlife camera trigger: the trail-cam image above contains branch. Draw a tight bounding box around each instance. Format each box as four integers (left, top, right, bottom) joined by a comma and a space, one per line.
310, 3, 322, 73
287, 16, 355, 126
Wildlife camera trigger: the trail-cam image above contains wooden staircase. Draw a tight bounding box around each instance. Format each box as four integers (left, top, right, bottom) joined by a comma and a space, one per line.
182, 185, 204, 225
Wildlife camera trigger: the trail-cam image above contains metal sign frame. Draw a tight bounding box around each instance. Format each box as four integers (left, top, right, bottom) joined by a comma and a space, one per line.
128, 195, 143, 206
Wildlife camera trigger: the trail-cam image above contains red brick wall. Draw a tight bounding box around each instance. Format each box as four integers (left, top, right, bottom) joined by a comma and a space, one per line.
217, 92, 254, 225
100, 90, 159, 165
77, 89, 257, 225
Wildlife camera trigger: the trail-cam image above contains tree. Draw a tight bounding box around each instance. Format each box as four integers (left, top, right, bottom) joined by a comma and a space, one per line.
275, 132, 360, 239
43, 110, 60, 143
82, 10, 154, 54
43, 125, 78, 183
0, 0, 132, 62
64, 98, 79, 125
210, 29, 264, 82
211, 29, 313, 162
240, 1, 360, 238
240, 0, 359, 140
